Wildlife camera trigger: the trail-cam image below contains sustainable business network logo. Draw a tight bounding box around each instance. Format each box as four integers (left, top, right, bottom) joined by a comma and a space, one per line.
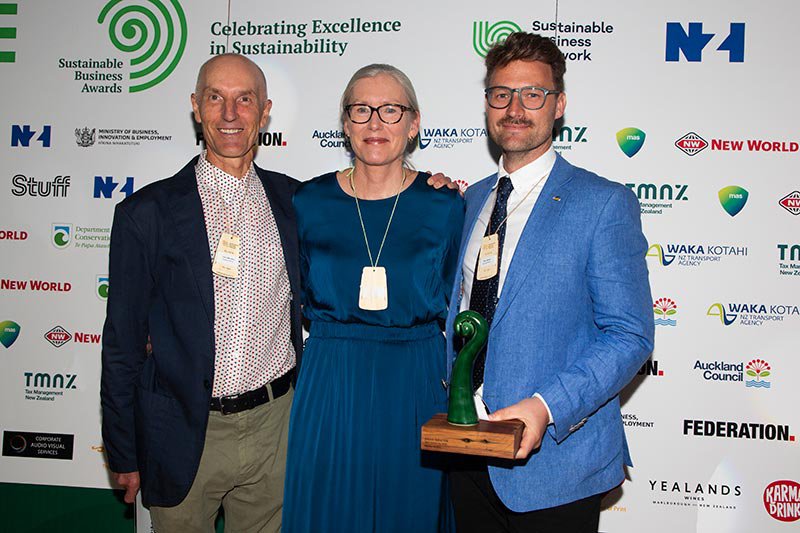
779, 191, 800, 215
0, 3, 17, 63
0, 320, 21, 348
52, 224, 72, 249
473, 19, 615, 60
764, 480, 800, 522
472, 20, 522, 57
665, 22, 745, 62
653, 298, 677, 326
617, 128, 645, 158
718, 186, 748, 217
707, 302, 799, 327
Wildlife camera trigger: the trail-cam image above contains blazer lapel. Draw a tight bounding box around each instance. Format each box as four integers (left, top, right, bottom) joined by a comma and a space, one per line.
491, 155, 573, 328
166, 159, 215, 330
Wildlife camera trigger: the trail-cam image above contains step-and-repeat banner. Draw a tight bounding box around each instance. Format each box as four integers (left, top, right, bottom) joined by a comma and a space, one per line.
1, 1, 798, 531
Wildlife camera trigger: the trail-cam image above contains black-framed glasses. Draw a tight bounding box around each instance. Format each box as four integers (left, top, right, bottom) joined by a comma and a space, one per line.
484, 86, 560, 110
345, 103, 414, 124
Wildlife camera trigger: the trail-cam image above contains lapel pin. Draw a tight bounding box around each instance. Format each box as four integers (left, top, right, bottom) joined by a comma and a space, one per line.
552, 196, 561, 201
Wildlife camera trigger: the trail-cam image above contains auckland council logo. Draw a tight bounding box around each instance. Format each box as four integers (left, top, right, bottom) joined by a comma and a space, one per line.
472, 20, 522, 57
52, 224, 72, 249
653, 298, 677, 326
745, 359, 771, 388
718, 186, 748, 216
616, 128, 646, 158
96, 0, 187, 92
1, 320, 21, 348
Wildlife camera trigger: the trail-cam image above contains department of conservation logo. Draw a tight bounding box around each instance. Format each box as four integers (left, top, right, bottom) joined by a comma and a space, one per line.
779, 191, 800, 215
647, 243, 747, 268
617, 127, 646, 158
418, 127, 486, 150
764, 480, 800, 522
52, 224, 72, 249
97, 276, 109, 300
707, 302, 799, 327
472, 20, 522, 57
718, 186, 748, 216
653, 298, 677, 326
0, 320, 21, 348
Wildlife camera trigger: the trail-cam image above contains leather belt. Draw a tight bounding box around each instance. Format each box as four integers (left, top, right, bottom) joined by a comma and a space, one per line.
209, 369, 294, 415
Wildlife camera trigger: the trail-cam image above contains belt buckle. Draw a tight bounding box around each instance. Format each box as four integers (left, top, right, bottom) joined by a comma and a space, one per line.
218, 393, 240, 415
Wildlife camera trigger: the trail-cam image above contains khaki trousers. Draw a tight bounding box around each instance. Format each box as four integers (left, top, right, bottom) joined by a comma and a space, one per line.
150, 388, 293, 533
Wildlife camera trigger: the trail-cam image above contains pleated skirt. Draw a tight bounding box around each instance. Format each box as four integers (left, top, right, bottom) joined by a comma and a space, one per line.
283, 321, 453, 532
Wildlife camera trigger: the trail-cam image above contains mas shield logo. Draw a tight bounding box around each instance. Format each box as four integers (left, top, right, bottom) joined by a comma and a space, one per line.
745, 359, 771, 388
96, 276, 109, 301
52, 224, 72, 249
616, 128, 646, 158
0, 320, 21, 348
718, 186, 749, 216
97, 0, 187, 92
472, 20, 522, 57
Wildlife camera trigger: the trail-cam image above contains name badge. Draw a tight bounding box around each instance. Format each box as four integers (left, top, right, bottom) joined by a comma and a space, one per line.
212, 232, 240, 278
359, 266, 388, 310
476, 234, 499, 280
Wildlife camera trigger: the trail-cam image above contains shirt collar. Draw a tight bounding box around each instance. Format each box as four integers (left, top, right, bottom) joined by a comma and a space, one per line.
196, 150, 256, 198
495, 146, 557, 191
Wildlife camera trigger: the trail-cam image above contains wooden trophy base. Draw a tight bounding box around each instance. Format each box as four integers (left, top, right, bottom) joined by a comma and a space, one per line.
421, 413, 524, 459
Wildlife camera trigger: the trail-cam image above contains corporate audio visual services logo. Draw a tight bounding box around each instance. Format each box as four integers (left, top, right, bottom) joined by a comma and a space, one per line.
764, 480, 800, 522
777, 243, 800, 278
1, 278, 72, 292
418, 127, 487, 151
93, 175, 135, 199
779, 191, 800, 215
2, 431, 75, 460
0, 229, 27, 241
197, 130, 286, 148
692, 357, 773, 388
97, 275, 109, 300
676, 131, 798, 156
683, 419, 795, 444
552, 125, 589, 152
1, 320, 21, 348
44, 326, 72, 348
0, 3, 17, 63
472, 20, 522, 57
718, 186, 749, 217
624, 182, 689, 216
23, 371, 78, 403
653, 298, 677, 326
77, 126, 172, 147
617, 128, 645, 158
11, 125, 51, 148
707, 302, 799, 327
52, 224, 72, 249
665, 22, 745, 62
638, 357, 663, 377
648, 478, 741, 509
11, 174, 70, 198
647, 242, 747, 268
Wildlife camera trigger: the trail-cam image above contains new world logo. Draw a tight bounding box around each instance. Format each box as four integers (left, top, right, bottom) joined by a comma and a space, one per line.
718, 186, 748, 217
472, 20, 522, 57
52, 224, 71, 249
707, 302, 799, 327
617, 127, 645, 158
676, 131, 798, 156
646, 243, 747, 268
675, 132, 707, 156
779, 191, 800, 215
0, 320, 21, 348
764, 480, 800, 522
0, 3, 17, 63
653, 298, 677, 326
44, 326, 71, 348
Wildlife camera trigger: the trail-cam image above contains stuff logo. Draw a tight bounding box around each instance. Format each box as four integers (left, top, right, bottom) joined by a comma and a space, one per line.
93, 176, 134, 199
675, 132, 708, 156
745, 359, 771, 388
11, 125, 51, 148
97, 276, 109, 300
0, 320, 21, 348
0, 3, 16, 63
11, 174, 70, 197
653, 298, 677, 326
44, 326, 72, 348
97, 0, 187, 92
665, 22, 745, 62
616, 128, 645, 158
779, 191, 800, 215
718, 186, 748, 217
472, 20, 522, 57
52, 224, 72, 249
763, 480, 800, 522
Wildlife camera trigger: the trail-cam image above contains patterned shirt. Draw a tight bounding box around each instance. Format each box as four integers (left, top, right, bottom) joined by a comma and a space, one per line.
195, 152, 295, 397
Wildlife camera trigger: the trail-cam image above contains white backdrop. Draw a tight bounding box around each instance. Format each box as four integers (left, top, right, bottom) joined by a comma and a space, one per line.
1, 1, 798, 531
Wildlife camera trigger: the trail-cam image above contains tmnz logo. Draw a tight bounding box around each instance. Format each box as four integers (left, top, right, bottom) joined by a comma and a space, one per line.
625, 182, 689, 216
665, 22, 745, 62
93, 176, 134, 199
24, 372, 77, 389
11, 125, 52, 147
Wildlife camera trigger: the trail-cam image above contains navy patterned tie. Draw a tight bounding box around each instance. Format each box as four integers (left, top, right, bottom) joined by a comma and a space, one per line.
469, 176, 514, 392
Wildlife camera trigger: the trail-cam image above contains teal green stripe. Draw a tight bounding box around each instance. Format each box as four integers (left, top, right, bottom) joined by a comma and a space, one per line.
0, 27, 16, 38
0, 50, 15, 62
0, 4, 18, 15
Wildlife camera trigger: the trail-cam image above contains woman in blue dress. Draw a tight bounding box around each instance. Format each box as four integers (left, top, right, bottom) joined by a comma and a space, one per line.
283, 64, 464, 532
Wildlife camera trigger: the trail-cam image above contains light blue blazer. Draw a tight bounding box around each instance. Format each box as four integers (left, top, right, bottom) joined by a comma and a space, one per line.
446, 154, 655, 512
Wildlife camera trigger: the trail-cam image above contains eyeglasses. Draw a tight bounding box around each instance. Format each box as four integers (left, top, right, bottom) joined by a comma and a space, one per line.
484, 86, 560, 111
345, 103, 414, 124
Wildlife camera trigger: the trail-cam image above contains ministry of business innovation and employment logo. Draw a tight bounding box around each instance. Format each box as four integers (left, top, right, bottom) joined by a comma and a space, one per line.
472, 20, 522, 57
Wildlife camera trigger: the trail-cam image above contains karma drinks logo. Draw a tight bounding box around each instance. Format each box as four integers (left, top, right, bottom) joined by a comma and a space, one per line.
617, 128, 646, 158
472, 20, 522, 57
745, 359, 771, 388
97, 0, 187, 92
653, 298, 677, 326
764, 480, 800, 522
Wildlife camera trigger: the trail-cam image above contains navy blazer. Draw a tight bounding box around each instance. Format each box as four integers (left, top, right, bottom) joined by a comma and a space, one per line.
100, 157, 302, 507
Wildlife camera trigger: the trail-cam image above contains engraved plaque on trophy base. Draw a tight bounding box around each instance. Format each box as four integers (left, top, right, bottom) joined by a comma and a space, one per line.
421, 414, 524, 460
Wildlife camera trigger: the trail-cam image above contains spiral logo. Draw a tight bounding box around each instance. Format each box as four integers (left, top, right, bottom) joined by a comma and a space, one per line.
97, 0, 187, 93
472, 20, 522, 58
52, 224, 72, 249
9, 434, 27, 453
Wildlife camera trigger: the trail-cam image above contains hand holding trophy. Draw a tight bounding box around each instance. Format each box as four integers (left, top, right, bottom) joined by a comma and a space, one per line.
421, 310, 524, 459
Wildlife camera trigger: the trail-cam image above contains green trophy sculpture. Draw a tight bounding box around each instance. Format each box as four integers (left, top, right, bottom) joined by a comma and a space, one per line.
421, 311, 524, 459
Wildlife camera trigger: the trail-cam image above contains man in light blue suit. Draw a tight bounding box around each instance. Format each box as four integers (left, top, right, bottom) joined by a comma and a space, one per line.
447, 33, 654, 532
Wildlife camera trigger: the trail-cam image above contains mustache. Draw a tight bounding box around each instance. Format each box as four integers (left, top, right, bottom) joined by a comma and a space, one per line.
498, 117, 533, 127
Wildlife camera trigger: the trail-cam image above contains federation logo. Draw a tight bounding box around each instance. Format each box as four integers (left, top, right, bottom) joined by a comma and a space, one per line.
745, 359, 771, 388
472, 20, 522, 57
96, 276, 109, 300
616, 127, 646, 158
764, 480, 800, 522
75, 127, 96, 147
52, 224, 72, 249
653, 298, 677, 326
44, 326, 72, 348
97, 0, 187, 93
718, 186, 749, 217
779, 191, 800, 215
675, 132, 708, 156
0, 320, 21, 348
